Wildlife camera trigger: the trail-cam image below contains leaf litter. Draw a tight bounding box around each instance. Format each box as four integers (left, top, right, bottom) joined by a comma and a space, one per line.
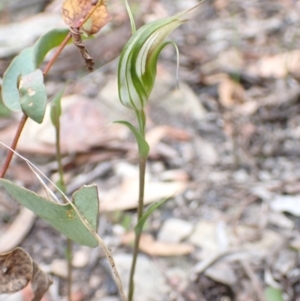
1, 0, 300, 300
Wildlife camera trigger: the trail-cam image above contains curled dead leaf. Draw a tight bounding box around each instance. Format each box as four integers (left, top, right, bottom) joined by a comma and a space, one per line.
70, 26, 94, 71
62, 0, 111, 35
0, 248, 52, 301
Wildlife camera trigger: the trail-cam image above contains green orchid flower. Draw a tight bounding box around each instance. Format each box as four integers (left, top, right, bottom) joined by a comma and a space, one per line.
118, 5, 200, 111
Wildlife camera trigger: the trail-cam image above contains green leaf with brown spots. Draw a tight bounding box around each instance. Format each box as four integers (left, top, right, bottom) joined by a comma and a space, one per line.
19, 69, 47, 124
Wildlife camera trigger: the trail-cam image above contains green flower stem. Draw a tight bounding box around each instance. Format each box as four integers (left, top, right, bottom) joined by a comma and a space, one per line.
54, 123, 64, 189
128, 156, 147, 301
135, 109, 146, 137
54, 116, 73, 301
128, 108, 147, 301
66, 239, 73, 301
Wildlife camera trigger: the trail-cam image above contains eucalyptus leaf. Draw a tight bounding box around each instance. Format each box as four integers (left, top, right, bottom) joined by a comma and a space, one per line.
1, 48, 35, 112
0, 91, 11, 117
19, 69, 47, 124
33, 28, 69, 67
0, 179, 99, 247
114, 120, 149, 158
1, 29, 69, 115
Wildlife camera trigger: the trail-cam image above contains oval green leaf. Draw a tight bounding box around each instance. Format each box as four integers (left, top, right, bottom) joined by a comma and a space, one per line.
1, 48, 35, 112
1, 29, 69, 115
19, 69, 47, 124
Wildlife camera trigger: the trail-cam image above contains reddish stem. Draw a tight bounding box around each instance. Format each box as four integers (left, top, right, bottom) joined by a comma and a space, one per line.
43, 32, 72, 76
0, 114, 28, 178
43, 1, 104, 75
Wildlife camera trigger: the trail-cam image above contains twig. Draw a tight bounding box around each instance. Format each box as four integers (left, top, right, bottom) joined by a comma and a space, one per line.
0, 114, 28, 178
240, 260, 266, 301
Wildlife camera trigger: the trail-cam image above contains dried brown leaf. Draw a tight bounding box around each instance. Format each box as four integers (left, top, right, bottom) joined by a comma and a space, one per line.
121, 233, 195, 256
0, 248, 52, 301
0, 248, 32, 294
218, 77, 246, 108
70, 26, 94, 71
100, 179, 187, 211
62, 0, 111, 35
247, 50, 300, 79
31, 262, 52, 301
146, 126, 191, 150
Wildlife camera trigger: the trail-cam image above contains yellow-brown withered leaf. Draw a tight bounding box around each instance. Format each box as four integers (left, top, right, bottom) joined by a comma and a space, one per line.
62, 0, 111, 35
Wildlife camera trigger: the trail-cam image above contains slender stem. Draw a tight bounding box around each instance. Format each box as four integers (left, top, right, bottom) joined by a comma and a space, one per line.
66, 239, 73, 301
43, 33, 72, 76
54, 118, 73, 301
135, 110, 146, 137
128, 109, 148, 301
137, 157, 146, 220
55, 124, 64, 185
128, 156, 147, 301
0, 114, 28, 178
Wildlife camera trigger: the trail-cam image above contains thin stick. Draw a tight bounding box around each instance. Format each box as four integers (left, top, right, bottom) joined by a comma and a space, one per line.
95, 234, 128, 301
0, 114, 28, 178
